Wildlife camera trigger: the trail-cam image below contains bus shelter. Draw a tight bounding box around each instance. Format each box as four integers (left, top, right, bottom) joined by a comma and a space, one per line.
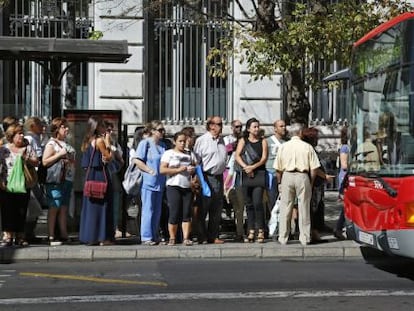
0, 36, 130, 118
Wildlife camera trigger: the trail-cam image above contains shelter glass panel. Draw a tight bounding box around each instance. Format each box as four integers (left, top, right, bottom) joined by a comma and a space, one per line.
1, 0, 92, 120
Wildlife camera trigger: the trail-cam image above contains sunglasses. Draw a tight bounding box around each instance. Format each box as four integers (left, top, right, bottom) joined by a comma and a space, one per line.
155, 128, 165, 132
234, 125, 242, 129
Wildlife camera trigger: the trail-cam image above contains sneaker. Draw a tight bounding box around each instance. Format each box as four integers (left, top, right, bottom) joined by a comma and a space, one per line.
49, 237, 62, 246
143, 240, 158, 246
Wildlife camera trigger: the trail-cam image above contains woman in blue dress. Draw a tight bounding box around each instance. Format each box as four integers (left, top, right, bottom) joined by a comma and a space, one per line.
131, 120, 166, 245
79, 115, 114, 246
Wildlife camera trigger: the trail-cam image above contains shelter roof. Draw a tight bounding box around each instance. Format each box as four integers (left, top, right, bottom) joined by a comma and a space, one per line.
0, 36, 130, 63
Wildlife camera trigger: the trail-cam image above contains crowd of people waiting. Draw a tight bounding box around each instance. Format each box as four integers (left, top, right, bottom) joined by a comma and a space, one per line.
0, 114, 348, 247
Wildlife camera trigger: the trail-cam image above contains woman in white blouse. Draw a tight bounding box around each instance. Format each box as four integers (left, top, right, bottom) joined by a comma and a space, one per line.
160, 131, 196, 246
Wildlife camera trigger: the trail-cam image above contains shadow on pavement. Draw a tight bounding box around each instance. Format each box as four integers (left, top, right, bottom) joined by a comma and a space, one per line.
361, 246, 414, 281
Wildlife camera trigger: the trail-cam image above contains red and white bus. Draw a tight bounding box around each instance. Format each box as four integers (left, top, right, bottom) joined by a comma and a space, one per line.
325, 12, 414, 258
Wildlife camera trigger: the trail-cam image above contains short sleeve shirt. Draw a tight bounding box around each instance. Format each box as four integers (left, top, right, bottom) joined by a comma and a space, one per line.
274, 136, 320, 172
193, 132, 227, 175
135, 138, 166, 192
161, 149, 195, 188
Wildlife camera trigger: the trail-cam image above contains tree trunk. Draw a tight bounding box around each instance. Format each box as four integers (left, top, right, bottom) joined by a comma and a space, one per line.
257, 0, 277, 33
284, 69, 310, 125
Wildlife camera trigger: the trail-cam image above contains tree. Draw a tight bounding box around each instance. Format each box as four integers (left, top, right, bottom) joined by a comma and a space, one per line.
208, 0, 412, 124
95, 0, 412, 123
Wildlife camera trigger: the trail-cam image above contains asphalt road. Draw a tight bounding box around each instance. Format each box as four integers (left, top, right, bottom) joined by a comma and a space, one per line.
0, 258, 414, 310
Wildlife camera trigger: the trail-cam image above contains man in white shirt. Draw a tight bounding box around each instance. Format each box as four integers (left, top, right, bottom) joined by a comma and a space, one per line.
193, 116, 227, 244
24, 117, 44, 244
266, 120, 286, 216
223, 120, 242, 156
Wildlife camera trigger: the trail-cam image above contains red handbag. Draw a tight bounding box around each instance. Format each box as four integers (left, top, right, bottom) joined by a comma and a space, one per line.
83, 146, 108, 200
84, 180, 107, 199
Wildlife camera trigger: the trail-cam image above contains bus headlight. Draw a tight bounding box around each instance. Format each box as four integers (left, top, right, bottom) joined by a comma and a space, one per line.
406, 202, 414, 225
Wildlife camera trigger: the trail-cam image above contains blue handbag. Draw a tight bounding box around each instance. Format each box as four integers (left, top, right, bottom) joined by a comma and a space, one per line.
195, 165, 211, 197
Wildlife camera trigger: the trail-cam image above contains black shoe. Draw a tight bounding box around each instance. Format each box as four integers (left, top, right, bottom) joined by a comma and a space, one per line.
333, 230, 346, 240
26, 237, 42, 244
234, 235, 244, 242
310, 238, 328, 244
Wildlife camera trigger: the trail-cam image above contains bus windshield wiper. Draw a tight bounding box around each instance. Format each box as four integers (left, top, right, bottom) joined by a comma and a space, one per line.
360, 172, 398, 197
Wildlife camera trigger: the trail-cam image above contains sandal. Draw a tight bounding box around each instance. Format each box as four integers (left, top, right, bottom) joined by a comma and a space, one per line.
168, 239, 176, 246
99, 240, 115, 246
257, 229, 265, 243
183, 239, 193, 246
244, 230, 255, 243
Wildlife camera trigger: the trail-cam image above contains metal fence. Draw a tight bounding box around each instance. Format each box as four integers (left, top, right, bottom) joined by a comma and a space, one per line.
151, 0, 230, 122
1, 0, 92, 119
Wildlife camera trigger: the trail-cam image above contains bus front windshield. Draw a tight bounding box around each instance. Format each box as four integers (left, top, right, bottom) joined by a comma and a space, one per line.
349, 19, 414, 177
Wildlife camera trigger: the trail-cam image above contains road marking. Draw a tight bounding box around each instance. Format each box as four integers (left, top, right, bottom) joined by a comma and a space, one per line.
20, 272, 167, 287
1, 290, 414, 305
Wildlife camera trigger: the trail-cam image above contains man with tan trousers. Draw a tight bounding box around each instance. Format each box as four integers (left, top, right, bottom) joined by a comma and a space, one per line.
274, 123, 320, 246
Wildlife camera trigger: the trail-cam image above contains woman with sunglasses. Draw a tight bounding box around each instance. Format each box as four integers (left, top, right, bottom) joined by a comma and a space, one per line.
131, 120, 167, 245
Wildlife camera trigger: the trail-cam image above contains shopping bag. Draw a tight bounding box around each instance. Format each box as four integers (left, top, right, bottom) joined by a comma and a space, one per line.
122, 163, 143, 195
7, 155, 26, 193
195, 165, 211, 197
26, 190, 42, 221
268, 194, 281, 237
23, 162, 38, 188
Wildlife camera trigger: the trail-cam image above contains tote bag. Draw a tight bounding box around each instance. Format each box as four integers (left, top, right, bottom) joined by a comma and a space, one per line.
24, 162, 38, 189
7, 154, 26, 193
122, 163, 143, 196
45, 160, 65, 184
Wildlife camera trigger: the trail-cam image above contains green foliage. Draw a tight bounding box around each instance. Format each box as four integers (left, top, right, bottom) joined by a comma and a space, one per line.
209, 0, 412, 91
88, 30, 104, 40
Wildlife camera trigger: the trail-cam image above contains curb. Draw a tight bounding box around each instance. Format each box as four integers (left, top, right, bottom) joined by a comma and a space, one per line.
0, 241, 362, 263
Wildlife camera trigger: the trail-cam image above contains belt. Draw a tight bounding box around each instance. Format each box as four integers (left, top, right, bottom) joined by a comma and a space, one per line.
286, 169, 308, 174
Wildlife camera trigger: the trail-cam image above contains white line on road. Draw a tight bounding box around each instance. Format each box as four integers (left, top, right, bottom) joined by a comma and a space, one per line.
1, 290, 414, 305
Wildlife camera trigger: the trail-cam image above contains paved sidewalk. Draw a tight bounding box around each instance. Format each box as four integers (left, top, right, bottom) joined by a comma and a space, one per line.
0, 191, 364, 263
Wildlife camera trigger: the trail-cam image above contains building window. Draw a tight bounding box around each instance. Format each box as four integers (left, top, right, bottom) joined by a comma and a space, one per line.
150, 0, 230, 121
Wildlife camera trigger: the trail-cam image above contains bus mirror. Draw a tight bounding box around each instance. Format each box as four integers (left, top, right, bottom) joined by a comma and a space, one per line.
323, 68, 351, 82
